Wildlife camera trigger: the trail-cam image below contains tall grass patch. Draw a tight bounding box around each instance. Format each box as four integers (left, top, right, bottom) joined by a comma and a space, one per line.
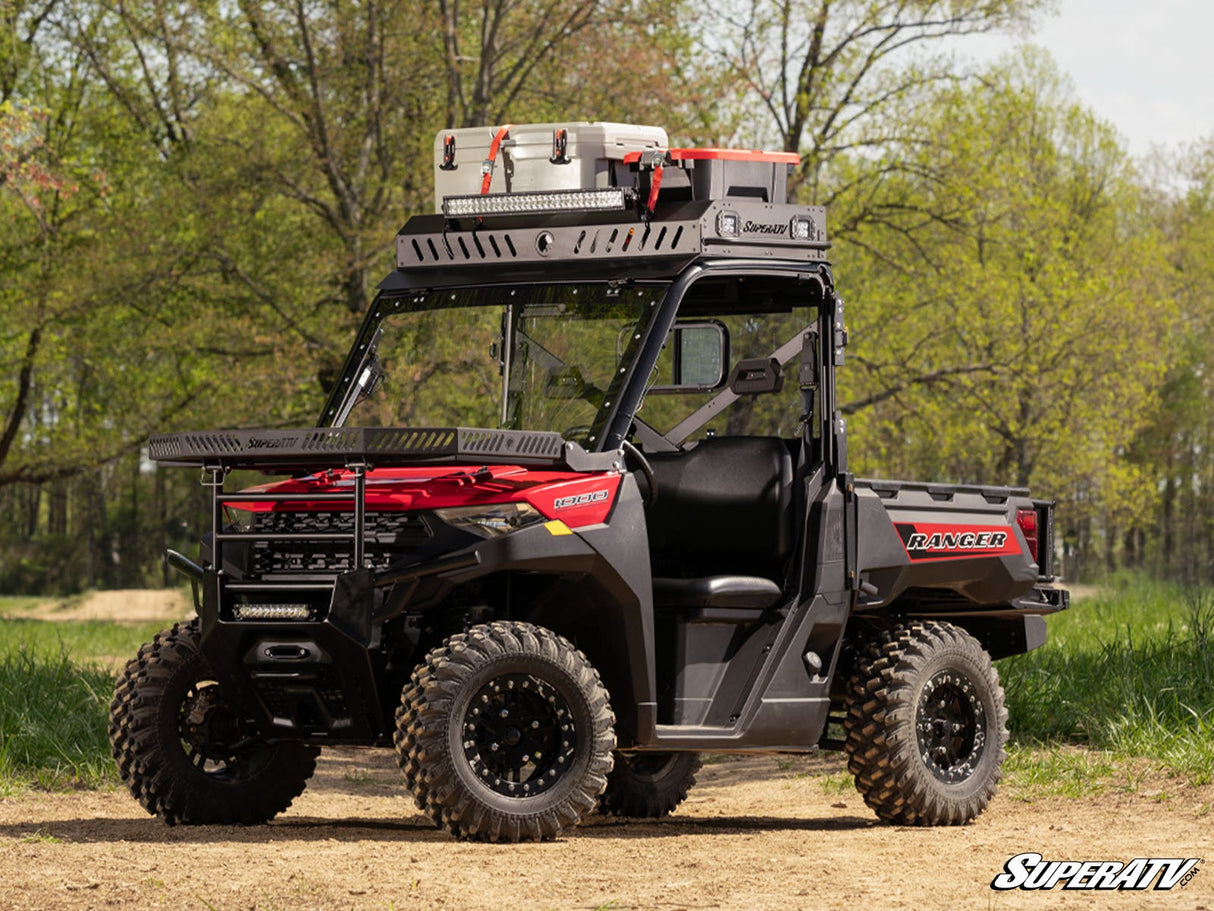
0, 617, 161, 791
1001, 578, 1214, 783
0, 649, 116, 790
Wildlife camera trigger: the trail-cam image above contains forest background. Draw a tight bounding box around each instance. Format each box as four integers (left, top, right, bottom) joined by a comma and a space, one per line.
1, 0, 1210, 594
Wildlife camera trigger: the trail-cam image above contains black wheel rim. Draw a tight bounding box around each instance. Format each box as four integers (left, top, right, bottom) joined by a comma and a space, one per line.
462, 673, 576, 798
914, 670, 986, 784
179, 681, 260, 781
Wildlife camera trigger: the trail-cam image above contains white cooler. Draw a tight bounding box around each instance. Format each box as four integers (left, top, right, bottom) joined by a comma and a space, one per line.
433, 122, 668, 211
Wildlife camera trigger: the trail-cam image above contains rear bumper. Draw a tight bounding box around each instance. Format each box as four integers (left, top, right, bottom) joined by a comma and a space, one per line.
895, 584, 1069, 660
1014, 583, 1070, 614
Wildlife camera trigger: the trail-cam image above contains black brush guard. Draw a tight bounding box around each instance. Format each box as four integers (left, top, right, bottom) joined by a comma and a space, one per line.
156, 425, 617, 616
153, 425, 623, 743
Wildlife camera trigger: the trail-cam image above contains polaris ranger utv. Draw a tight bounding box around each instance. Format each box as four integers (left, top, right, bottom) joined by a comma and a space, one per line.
111, 122, 1068, 841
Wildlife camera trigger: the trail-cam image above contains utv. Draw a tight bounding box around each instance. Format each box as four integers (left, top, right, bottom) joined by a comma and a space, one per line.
111, 122, 1068, 841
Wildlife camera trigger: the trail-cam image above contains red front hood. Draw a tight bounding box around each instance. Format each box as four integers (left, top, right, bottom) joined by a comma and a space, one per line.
229, 465, 623, 528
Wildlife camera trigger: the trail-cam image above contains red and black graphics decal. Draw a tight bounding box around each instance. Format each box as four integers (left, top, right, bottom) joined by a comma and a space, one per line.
895, 522, 1021, 562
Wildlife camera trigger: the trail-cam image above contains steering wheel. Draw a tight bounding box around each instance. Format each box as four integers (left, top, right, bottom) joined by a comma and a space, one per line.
621, 440, 658, 508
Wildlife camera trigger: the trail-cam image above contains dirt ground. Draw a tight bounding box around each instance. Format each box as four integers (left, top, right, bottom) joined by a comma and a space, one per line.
3, 586, 1208, 909
6, 590, 193, 625
0, 747, 1209, 911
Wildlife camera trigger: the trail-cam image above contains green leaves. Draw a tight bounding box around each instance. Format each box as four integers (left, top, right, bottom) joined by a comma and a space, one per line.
836, 54, 1174, 544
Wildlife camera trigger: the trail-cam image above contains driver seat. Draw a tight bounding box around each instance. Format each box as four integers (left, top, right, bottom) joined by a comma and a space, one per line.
644, 436, 794, 617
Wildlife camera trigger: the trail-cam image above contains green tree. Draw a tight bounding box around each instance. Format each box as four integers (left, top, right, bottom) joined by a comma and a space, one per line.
1128, 139, 1214, 581
835, 54, 1172, 579
712, 0, 1048, 211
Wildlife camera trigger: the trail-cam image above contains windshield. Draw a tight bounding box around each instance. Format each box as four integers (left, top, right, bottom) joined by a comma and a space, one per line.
330, 283, 667, 449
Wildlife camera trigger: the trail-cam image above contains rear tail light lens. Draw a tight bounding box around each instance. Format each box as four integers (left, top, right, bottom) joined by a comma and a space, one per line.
1017, 509, 1039, 564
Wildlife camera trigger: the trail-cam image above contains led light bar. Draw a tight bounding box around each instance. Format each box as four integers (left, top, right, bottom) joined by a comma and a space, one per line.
443, 188, 628, 219
233, 603, 311, 621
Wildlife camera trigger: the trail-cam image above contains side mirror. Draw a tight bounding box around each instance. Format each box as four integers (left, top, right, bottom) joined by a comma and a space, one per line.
728, 357, 783, 395
648, 320, 729, 393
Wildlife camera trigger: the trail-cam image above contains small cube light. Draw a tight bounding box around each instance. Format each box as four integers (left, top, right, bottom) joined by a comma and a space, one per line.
717, 211, 740, 237
790, 215, 815, 241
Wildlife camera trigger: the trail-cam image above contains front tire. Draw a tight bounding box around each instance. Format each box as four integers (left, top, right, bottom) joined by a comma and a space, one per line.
395, 621, 615, 842
108, 622, 318, 825
843, 620, 1007, 826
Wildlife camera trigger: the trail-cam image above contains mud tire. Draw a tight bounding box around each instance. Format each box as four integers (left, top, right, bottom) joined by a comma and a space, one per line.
598, 751, 702, 818
108, 621, 318, 825
395, 621, 615, 842
843, 620, 1007, 826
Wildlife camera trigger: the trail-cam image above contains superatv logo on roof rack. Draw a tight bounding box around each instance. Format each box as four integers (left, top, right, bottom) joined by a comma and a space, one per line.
743, 221, 788, 236
247, 436, 301, 450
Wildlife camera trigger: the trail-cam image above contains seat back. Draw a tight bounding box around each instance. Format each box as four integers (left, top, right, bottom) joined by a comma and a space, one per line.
644, 436, 795, 580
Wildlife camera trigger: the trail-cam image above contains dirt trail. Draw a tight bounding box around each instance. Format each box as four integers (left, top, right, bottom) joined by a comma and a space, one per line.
1, 748, 1209, 911
6, 590, 192, 624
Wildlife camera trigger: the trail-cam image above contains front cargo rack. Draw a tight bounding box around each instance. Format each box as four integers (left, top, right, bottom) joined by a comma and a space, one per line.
149, 426, 621, 473
157, 425, 618, 633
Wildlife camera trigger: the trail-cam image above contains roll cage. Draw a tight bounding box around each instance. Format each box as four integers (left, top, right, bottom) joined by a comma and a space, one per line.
319, 259, 845, 478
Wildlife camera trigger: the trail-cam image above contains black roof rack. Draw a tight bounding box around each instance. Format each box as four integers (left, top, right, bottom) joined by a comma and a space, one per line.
149, 427, 621, 473
397, 199, 828, 275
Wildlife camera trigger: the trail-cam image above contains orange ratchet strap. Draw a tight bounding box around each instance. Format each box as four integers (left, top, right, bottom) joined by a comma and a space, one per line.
646, 163, 664, 216
480, 124, 513, 195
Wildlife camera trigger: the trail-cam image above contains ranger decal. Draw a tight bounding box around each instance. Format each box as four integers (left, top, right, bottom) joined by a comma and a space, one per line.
895, 522, 1021, 561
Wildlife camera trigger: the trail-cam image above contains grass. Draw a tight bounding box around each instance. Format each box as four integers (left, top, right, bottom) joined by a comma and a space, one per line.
0, 594, 49, 614
1000, 576, 1214, 786
0, 617, 166, 665
1, 577, 1212, 796
0, 649, 119, 791
0, 613, 164, 792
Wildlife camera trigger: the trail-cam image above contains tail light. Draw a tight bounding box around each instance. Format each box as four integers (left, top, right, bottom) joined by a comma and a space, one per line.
1017, 508, 1039, 564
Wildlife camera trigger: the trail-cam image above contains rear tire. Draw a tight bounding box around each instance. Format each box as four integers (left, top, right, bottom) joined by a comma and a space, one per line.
598, 751, 701, 817
108, 621, 318, 825
396, 621, 615, 842
842, 620, 1007, 826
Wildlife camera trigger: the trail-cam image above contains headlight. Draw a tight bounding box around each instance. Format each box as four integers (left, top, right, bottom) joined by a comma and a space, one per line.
434, 502, 544, 538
